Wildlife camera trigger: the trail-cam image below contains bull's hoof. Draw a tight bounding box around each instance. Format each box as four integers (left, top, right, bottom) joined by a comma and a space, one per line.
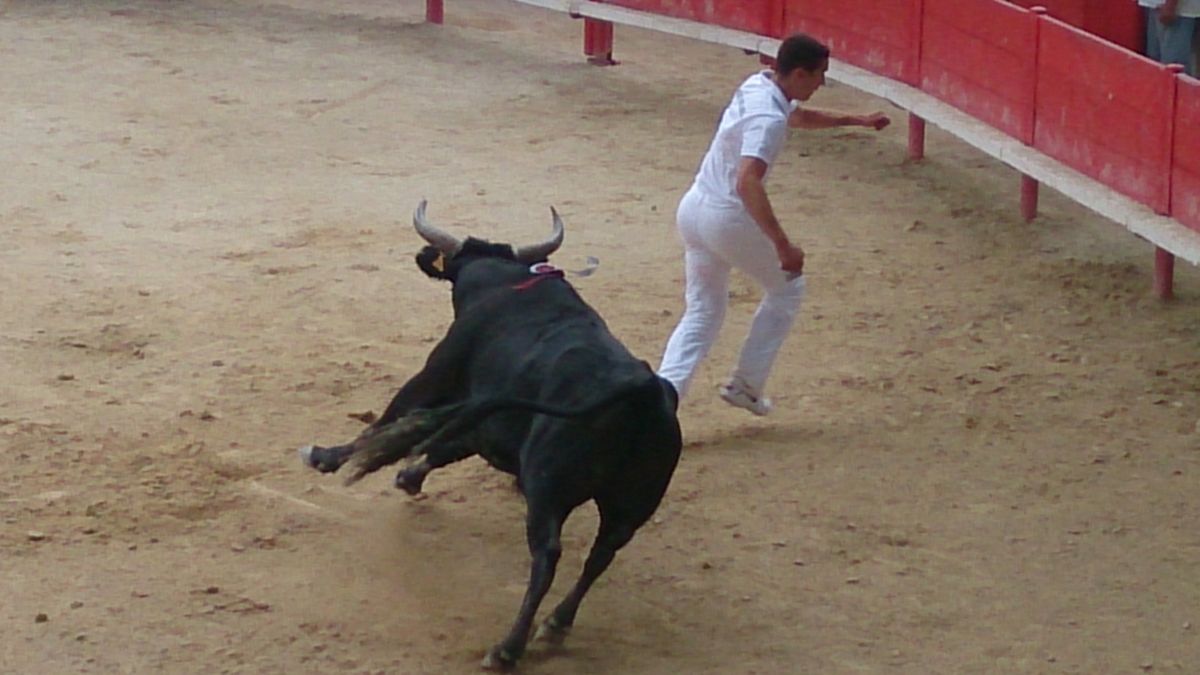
394, 468, 427, 495
534, 616, 571, 645
298, 445, 339, 473
297, 445, 321, 469
480, 646, 518, 671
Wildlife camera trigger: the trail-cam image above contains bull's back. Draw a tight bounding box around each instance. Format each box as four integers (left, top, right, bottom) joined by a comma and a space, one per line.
450, 276, 679, 477
515, 372, 680, 518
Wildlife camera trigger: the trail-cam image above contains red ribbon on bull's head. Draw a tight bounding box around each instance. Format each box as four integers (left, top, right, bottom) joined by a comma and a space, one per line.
511, 257, 600, 291
512, 263, 566, 291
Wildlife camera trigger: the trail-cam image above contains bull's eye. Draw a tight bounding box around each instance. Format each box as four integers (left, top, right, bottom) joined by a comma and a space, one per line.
529, 263, 557, 274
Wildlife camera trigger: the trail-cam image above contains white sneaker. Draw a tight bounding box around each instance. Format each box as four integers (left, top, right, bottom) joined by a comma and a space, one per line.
718, 380, 772, 416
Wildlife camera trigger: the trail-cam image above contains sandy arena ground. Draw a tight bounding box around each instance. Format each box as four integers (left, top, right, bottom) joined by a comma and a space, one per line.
2, 1, 1199, 673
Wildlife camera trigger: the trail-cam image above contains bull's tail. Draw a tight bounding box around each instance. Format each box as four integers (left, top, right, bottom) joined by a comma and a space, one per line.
341, 371, 666, 484
455, 371, 663, 421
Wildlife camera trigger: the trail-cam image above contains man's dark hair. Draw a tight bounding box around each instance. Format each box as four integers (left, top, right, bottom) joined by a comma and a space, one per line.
776, 33, 830, 75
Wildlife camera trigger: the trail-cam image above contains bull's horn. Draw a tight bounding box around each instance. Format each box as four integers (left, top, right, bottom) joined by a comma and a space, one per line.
514, 207, 565, 263
413, 200, 462, 256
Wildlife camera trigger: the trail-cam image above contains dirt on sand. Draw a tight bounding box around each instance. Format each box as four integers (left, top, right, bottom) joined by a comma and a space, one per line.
2, 1, 1198, 673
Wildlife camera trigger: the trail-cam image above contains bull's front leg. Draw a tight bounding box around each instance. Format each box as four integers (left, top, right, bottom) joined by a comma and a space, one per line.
371, 336, 466, 429
299, 339, 465, 474
298, 410, 409, 474
298, 402, 432, 474
298, 407, 428, 475
298, 406, 449, 475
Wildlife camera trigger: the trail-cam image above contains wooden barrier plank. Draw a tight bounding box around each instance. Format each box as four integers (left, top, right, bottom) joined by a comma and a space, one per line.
782, 0, 922, 85
602, 0, 776, 35
1035, 17, 1174, 213
1172, 76, 1200, 233
921, 0, 1037, 143
1008, 0, 1144, 52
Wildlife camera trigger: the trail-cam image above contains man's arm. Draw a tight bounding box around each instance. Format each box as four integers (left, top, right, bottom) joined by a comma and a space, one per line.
789, 107, 891, 130
736, 157, 805, 276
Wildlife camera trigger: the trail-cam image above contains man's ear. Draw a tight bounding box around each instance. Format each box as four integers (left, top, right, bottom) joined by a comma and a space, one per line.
415, 246, 452, 280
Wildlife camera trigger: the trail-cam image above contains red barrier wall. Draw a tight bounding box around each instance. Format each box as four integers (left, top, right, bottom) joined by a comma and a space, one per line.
1010, 0, 1082, 23
1007, 0, 1143, 52
1083, 1, 1144, 52
782, 0, 922, 85
602, 0, 778, 35
921, 0, 1038, 143
1172, 76, 1200, 231
1034, 17, 1175, 213
578, 0, 1187, 223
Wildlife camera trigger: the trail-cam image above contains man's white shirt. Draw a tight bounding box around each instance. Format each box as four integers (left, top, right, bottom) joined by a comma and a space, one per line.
1138, 0, 1200, 18
692, 71, 797, 212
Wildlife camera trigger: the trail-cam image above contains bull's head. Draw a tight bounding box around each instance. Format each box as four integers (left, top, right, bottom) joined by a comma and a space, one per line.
413, 200, 564, 281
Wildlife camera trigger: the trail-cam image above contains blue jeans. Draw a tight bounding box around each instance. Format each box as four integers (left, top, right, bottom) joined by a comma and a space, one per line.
1145, 8, 1197, 76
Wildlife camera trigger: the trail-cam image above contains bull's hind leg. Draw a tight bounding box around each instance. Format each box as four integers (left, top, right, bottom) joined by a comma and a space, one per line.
539, 403, 681, 646
482, 500, 566, 670
535, 502, 638, 644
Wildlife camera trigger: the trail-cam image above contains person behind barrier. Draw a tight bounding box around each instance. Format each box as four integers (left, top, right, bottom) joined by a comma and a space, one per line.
1140, 0, 1199, 75
657, 33, 890, 416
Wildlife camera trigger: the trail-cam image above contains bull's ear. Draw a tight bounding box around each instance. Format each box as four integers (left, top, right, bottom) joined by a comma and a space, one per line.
415, 246, 453, 281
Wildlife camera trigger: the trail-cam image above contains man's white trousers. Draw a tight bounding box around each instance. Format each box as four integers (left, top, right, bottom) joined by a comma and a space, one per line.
658, 187, 807, 399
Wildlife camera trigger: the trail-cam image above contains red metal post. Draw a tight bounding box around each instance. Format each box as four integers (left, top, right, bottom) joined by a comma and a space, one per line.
1153, 64, 1183, 298
1163, 64, 1186, 214
1029, 6, 1047, 146
1020, 174, 1040, 221
1020, 8, 1045, 222
584, 18, 616, 66
426, 0, 443, 24
910, 0, 925, 88
1155, 247, 1175, 299
907, 113, 926, 160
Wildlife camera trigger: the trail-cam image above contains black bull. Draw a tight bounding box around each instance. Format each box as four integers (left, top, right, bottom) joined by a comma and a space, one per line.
299, 202, 682, 669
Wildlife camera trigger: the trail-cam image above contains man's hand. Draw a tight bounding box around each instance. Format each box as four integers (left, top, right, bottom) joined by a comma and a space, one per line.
1161, 0, 1180, 24
776, 242, 805, 277
860, 112, 891, 131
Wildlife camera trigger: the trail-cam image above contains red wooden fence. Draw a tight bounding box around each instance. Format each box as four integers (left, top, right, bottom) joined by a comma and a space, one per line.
434, 0, 1199, 295
921, 0, 1039, 143
781, 0, 923, 85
